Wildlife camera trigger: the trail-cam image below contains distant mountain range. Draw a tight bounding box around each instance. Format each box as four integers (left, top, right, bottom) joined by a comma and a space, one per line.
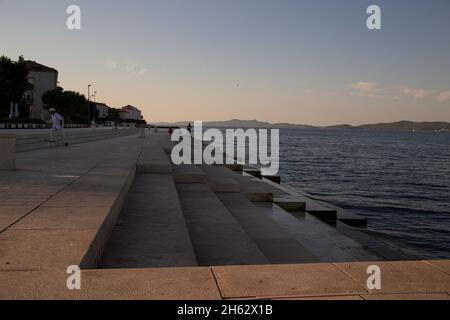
155, 119, 450, 132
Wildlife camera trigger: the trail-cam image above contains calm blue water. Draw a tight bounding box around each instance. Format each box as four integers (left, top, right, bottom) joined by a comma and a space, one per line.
278, 129, 450, 259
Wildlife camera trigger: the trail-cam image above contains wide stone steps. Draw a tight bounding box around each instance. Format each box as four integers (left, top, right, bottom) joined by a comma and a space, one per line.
100, 174, 198, 269
176, 183, 269, 266
200, 165, 285, 202
198, 163, 319, 264
253, 203, 379, 262
217, 193, 318, 264
98, 133, 370, 269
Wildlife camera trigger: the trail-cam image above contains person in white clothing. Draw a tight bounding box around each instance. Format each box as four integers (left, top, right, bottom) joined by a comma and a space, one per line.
48, 108, 69, 147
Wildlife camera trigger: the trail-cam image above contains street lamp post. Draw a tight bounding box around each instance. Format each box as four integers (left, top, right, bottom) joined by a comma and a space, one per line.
87, 84, 92, 127
93, 91, 97, 125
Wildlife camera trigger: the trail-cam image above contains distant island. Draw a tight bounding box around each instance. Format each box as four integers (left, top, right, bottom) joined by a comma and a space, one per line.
155, 119, 450, 132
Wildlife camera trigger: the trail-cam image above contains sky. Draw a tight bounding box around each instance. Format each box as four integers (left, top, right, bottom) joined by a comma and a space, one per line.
1, 0, 450, 125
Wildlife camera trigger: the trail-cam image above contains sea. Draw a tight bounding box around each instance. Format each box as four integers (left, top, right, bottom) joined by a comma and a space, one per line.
278, 128, 450, 259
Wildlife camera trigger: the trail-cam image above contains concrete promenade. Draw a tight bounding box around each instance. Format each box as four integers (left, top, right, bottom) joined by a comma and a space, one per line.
1, 261, 449, 300
12, 127, 139, 152
0, 131, 449, 300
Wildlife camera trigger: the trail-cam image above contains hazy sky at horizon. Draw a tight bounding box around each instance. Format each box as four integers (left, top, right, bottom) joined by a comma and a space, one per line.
1, 0, 450, 125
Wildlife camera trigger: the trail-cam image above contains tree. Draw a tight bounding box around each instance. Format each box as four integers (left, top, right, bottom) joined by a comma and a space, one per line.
42, 87, 89, 124
42, 86, 64, 110
0, 55, 30, 117
107, 108, 121, 127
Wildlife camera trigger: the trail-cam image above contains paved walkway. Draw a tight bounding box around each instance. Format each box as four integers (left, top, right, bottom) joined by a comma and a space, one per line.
13, 127, 138, 152
0, 134, 143, 271
0, 260, 449, 300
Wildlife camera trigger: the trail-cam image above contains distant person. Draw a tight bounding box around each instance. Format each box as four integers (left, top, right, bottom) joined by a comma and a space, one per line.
187, 123, 192, 134
48, 108, 69, 147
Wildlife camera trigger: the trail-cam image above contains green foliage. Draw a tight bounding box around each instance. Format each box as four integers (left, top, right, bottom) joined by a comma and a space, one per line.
0, 55, 30, 117
106, 108, 121, 123
42, 87, 89, 123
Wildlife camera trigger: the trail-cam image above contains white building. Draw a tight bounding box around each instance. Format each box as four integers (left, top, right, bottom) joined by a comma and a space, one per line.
24, 60, 58, 121
119, 105, 143, 121
95, 103, 110, 119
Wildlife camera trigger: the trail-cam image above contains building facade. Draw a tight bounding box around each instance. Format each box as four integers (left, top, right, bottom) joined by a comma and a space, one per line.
95, 103, 110, 120
119, 105, 143, 121
24, 61, 58, 121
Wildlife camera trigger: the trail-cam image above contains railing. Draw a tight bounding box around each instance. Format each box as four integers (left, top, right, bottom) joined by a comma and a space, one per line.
0, 123, 89, 129
0, 123, 144, 129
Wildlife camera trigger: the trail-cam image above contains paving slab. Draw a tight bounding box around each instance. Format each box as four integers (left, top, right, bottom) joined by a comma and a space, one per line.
0, 173, 68, 210
0, 206, 35, 231
79, 268, 222, 300
137, 136, 172, 174
173, 165, 207, 184
11, 206, 110, 230
212, 264, 367, 299
41, 188, 119, 208
208, 178, 241, 193
0, 229, 96, 271
425, 260, 450, 275
198, 165, 240, 193
362, 293, 450, 300
335, 261, 450, 294
0, 267, 221, 300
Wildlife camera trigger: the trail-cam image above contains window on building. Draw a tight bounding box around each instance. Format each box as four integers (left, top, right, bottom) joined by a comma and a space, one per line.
24, 91, 34, 103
